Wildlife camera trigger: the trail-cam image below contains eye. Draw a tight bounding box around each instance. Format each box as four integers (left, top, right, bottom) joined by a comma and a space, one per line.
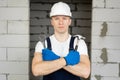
54, 17, 59, 20
63, 17, 69, 20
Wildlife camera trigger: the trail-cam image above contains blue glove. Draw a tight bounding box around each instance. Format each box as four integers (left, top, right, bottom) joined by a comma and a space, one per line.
64, 50, 80, 65
42, 49, 60, 61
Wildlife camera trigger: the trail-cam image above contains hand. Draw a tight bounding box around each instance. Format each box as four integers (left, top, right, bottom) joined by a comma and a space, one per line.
42, 49, 60, 61
64, 50, 80, 65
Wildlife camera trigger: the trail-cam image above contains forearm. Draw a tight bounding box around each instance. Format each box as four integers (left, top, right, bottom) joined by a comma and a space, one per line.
63, 54, 90, 79
63, 62, 90, 78
32, 57, 66, 76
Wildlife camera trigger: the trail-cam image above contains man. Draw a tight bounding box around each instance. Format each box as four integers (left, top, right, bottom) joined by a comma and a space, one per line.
32, 2, 90, 80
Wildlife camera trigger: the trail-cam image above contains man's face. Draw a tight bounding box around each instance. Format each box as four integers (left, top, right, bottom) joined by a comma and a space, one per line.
51, 15, 71, 34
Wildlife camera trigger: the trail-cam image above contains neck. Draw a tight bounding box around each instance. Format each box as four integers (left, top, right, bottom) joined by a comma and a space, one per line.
54, 32, 69, 42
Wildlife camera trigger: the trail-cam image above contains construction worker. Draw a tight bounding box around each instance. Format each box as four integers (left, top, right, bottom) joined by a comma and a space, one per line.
32, 2, 90, 80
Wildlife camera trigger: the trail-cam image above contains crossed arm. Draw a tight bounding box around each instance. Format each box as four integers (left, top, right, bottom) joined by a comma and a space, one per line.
32, 52, 90, 79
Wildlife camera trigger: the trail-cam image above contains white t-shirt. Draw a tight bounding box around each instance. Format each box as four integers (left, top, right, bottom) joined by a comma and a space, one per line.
35, 35, 88, 57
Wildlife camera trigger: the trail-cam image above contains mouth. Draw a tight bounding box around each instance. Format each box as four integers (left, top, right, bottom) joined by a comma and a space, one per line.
58, 26, 64, 28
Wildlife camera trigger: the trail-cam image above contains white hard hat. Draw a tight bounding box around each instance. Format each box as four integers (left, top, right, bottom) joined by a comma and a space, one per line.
50, 2, 72, 17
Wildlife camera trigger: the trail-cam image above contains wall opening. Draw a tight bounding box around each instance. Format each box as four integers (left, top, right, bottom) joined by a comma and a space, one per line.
30, 0, 92, 80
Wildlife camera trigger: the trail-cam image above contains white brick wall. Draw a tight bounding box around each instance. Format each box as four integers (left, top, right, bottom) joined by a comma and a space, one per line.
91, 76, 120, 80
0, 48, 6, 60
92, 36, 120, 49
0, 0, 29, 80
0, 75, 6, 80
91, 63, 119, 76
92, 50, 120, 63
8, 21, 29, 34
8, 75, 28, 80
0, 35, 29, 47
92, 22, 120, 36
0, 61, 28, 74
0, 8, 29, 20
0, 0, 7, 6
8, 0, 29, 7
106, 0, 120, 8
93, 9, 120, 22
8, 48, 29, 61
0, 21, 7, 34
92, 0, 104, 8
92, 0, 120, 80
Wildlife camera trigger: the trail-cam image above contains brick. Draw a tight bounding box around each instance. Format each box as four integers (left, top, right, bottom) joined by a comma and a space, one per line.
8, 21, 29, 34
0, 48, 6, 60
91, 76, 120, 80
31, 11, 47, 18
30, 19, 50, 25
31, 0, 71, 3
101, 77, 120, 80
107, 50, 120, 63
8, 74, 29, 80
0, 0, 7, 7
72, 0, 91, 3
0, 61, 28, 74
31, 4, 51, 10
72, 27, 91, 42
72, 11, 91, 18
0, 35, 29, 47
8, 0, 29, 7
92, 36, 120, 49
0, 8, 29, 20
92, 0, 104, 8
30, 3, 75, 11
92, 22, 120, 36
93, 9, 120, 22
106, 0, 120, 8
8, 48, 29, 61
72, 27, 91, 35
77, 4, 91, 11
30, 42, 37, 49
30, 26, 47, 34
0, 21, 7, 34
30, 35, 40, 41
49, 26, 54, 34
92, 50, 120, 63
91, 63, 119, 76
0, 75, 6, 80
76, 20, 91, 27
30, 34, 48, 42
69, 4, 75, 11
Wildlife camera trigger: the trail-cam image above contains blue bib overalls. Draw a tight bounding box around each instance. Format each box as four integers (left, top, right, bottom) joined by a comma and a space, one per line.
43, 36, 81, 80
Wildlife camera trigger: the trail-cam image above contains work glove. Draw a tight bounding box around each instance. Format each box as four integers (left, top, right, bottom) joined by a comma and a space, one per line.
64, 50, 80, 66
42, 48, 60, 61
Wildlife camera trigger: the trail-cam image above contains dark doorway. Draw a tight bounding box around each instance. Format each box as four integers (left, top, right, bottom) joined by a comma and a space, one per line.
30, 0, 92, 80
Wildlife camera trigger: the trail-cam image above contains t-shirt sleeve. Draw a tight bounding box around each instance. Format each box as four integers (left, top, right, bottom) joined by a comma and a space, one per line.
77, 39, 88, 55
35, 41, 44, 53
74, 35, 88, 55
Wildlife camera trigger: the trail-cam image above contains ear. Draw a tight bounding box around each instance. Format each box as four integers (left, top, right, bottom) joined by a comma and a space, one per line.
50, 18, 53, 27
69, 18, 72, 26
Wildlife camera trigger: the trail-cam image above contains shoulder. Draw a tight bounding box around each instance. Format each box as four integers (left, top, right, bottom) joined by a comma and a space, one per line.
35, 41, 44, 53
73, 35, 85, 40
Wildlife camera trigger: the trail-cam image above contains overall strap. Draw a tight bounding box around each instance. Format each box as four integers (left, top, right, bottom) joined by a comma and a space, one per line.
69, 36, 76, 51
69, 36, 80, 51
46, 37, 52, 50
46, 36, 79, 51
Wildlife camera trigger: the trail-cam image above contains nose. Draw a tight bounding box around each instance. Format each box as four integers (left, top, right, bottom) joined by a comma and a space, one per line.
59, 19, 63, 25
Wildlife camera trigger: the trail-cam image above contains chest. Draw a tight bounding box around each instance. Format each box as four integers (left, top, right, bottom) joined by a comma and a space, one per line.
51, 40, 69, 57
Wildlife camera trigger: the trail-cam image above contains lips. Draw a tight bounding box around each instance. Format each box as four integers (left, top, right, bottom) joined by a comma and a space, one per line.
58, 26, 64, 28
